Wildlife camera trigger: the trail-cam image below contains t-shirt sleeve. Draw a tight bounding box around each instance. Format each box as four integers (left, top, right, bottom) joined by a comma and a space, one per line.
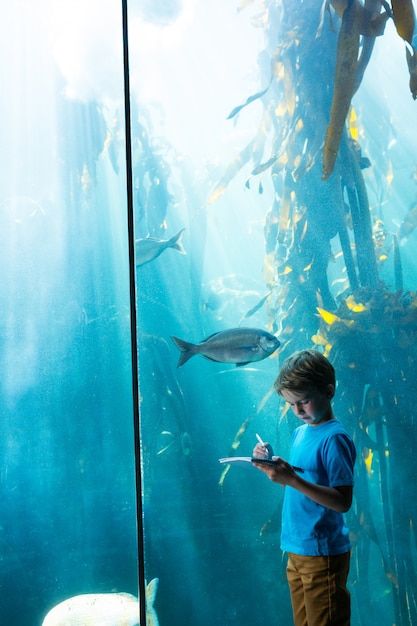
323, 433, 356, 487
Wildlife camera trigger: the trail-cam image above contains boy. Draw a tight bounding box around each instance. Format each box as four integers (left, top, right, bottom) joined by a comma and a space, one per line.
253, 349, 356, 626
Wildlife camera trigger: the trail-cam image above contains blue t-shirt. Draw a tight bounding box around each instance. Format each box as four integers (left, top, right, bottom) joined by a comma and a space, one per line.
280, 419, 356, 556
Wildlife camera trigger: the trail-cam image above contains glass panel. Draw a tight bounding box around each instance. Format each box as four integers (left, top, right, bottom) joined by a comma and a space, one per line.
0, 2, 140, 625
4, 1, 417, 625
131, 1, 417, 626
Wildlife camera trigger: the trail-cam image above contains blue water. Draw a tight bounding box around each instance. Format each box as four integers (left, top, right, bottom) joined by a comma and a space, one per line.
2, 1, 417, 625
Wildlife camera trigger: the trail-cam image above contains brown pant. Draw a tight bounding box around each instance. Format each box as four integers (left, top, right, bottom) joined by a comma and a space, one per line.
286, 551, 351, 626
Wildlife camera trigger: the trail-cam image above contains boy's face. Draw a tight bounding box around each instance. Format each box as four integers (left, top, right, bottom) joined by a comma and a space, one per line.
281, 385, 334, 426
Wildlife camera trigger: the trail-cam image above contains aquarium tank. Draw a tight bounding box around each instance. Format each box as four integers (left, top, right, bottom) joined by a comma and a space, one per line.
2, 1, 417, 625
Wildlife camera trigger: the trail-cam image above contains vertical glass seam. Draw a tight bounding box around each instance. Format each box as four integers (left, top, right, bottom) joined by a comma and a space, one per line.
121, 0, 147, 623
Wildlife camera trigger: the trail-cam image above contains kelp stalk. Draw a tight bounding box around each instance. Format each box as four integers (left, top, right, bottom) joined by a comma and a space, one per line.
322, 0, 360, 179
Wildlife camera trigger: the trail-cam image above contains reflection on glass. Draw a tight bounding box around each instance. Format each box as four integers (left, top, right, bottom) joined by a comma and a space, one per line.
132, 1, 417, 625
0, 2, 140, 625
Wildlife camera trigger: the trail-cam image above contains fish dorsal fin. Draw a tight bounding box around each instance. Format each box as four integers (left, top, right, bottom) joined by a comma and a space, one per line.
201, 331, 221, 343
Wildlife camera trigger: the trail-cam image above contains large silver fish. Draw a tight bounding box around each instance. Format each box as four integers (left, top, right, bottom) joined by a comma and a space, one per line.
135, 228, 186, 267
171, 327, 280, 368
42, 578, 159, 626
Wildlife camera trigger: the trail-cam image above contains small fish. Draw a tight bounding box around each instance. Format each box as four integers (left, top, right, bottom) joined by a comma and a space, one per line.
135, 228, 186, 267
171, 327, 280, 368
42, 578, 159, 626
227, 80, 272, 119
241, 292, 271, 321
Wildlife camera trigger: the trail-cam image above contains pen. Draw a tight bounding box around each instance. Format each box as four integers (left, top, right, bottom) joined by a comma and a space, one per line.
255, 433, 273, 459
255, 433, 304, 473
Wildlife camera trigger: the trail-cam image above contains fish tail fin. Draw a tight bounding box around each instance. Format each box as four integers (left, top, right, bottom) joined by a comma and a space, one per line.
169, 228, 187, 255
146, 578, 159, 606
146, 578, 160, 626
171, 336, 196, 367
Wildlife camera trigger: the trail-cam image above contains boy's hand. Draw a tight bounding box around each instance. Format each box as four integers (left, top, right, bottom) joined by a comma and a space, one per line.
252, 455, 297, 485
252, 442, 271, 459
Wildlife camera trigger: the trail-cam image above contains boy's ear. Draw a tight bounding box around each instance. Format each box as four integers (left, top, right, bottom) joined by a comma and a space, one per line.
326, 384, 335, 399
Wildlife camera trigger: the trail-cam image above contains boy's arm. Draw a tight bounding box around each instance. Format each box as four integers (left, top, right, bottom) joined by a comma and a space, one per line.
252, 456, 353, 513
286, 474, 352, 512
